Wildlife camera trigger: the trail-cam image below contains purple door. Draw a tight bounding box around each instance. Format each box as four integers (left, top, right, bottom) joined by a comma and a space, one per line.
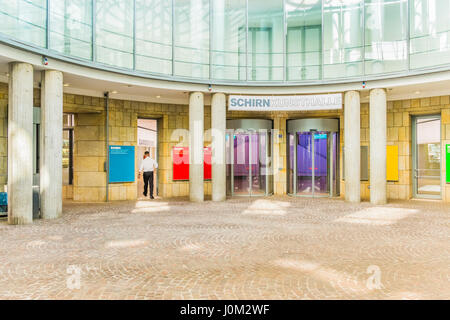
289, 131, 335, 197
313, 132, 329, 195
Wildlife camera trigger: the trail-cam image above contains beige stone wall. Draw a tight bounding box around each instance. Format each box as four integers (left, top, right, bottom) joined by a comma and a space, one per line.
1, 81, 450, 202
69, 94, 212, 201
380, 96, 450, 201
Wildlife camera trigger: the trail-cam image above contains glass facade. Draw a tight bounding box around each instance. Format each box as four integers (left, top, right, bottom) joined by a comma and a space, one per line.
49, 0, 92, 60
0, 0, 449, 83
365, 0, 408, 75
136, 0, 172, 75
211, 0, 246, 80
174, 0, 210, 78
286, 0, 322, 81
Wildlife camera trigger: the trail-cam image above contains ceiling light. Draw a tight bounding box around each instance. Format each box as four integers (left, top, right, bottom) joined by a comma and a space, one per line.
156, 95, 161, 99
111, 90, 118, 94
415, 91, 421, 94
63, 83, 70, 87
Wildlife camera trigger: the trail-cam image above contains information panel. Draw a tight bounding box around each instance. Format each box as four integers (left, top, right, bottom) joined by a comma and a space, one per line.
447, 144, 450, 183
109, 145, 135, 183
386, 145, 399, 181
173, 147, 211, 181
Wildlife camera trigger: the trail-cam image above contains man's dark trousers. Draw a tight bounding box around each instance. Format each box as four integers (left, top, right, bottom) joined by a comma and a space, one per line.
143, 171, 154, 197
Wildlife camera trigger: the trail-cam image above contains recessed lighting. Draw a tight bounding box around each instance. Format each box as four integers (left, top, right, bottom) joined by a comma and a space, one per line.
156, 95, 161, 99
63, 83, 70, 87
111, 90, 118, 94
415, 91, 421, 94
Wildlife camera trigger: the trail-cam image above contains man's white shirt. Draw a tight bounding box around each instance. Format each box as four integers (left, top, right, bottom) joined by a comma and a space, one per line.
140, 157, 158, 172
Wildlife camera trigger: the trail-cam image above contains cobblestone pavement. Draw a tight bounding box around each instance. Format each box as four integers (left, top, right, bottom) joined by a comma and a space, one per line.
0, 196, 449, 300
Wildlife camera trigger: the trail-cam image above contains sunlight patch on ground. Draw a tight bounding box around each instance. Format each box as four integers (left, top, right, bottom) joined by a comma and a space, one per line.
178, 243, 204, 252
390, 291, 424, 300
105, 239, 149, 248
242, 199, 291, 216
132, 201, 171, 213
334, 207, 419, 226
273, 258, 372, 294
26, 240, 46, 248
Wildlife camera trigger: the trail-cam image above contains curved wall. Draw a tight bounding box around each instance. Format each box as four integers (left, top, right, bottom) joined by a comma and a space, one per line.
0, 0, 449, 85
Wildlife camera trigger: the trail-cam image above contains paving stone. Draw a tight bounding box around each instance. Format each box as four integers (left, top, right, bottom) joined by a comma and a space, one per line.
0, 196, 448, 300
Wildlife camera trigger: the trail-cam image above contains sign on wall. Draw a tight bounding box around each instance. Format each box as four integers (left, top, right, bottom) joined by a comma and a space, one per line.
228, 93, 342, 112
109, 145, 135, 183
173, 147, 212, 181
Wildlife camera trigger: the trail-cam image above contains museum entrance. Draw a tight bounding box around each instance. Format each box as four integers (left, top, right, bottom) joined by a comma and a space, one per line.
226, 119, 273, 196
137, 118, 158, 198
287, 119, 339, 197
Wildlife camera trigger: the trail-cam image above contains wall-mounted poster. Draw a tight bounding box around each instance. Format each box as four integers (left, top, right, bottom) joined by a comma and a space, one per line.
173, 147, 211, 181
109, 145, 135, 183
447, 144, 450, 183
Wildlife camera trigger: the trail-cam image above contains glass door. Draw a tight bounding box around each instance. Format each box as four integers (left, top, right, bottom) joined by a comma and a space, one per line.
233, 132, 250, 195
413, 116, 441, 199
313, 132, 330, 196
250, 132, 265, 195
297, 132, 313, 195
226, 128, 273, 197
288, 130, 338, 197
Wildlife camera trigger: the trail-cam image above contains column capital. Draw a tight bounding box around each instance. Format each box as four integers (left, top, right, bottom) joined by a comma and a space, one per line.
190, 91, 204, 98
369, 88, 387, 94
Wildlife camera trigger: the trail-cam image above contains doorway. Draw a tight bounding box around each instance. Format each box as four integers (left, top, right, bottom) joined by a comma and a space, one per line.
287, 119, 339, 197
137, 119, 158, 198
412, 115, 441, 199
226, 119, 273, 196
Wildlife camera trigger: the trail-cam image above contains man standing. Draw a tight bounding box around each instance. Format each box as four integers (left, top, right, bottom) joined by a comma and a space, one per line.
139, 151, 158, 199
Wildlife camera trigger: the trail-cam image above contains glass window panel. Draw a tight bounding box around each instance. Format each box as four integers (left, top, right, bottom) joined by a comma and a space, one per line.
49, 0, 92, 60
410, 0, 450, 69
211, 0, 246, 81
174, 0, 209, 79
365, 0, 407, 75
95, 0, 133, 69
323, 0, 364, 79
0, 0, 47, 47
415, 117, 441, 197
248, 0, 284, 81
286, 0, 322, 81
135, 0, 172, 75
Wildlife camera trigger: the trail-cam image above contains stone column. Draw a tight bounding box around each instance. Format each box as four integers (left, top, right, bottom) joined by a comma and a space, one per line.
369, 88, 387, 204
7, 62, 34, 224
211, 93, 226, 201
344, 91, 361, 203
273, 116, 287, 195
189, 92, 204, 202
40, 70, 63, 219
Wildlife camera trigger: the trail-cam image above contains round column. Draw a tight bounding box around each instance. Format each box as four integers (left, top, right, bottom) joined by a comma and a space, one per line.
189, 92, 204, 202
211, 93, 226, 201
40, 70, 63, 219
344, 91, 361, 203
370, 88, 387, 204
7, 62, 34, 224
